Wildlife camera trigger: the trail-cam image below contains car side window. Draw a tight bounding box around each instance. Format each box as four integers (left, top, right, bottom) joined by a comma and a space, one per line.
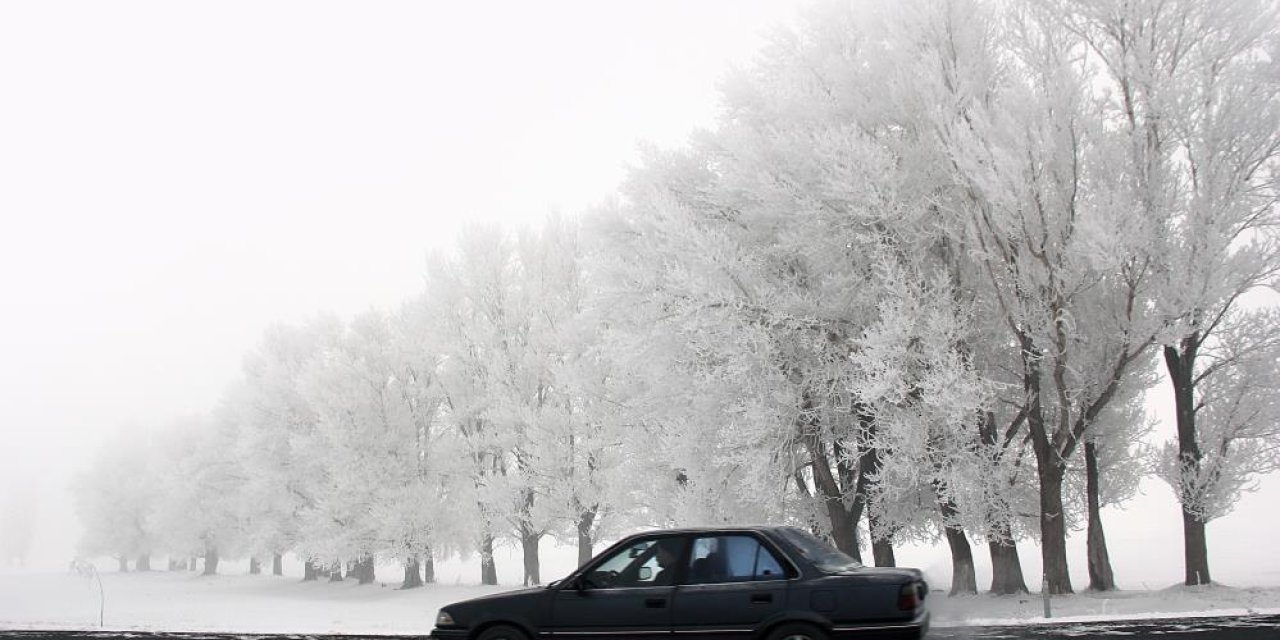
582, 537, 683, 589
684, 535, 786, 584
753, 542, 785, 581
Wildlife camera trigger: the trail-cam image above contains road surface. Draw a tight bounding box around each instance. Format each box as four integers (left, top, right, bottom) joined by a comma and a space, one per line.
3, 615, 1279, 640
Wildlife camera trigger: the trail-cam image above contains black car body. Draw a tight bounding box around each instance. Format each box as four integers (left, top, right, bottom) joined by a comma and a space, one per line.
430, 526, 929, 640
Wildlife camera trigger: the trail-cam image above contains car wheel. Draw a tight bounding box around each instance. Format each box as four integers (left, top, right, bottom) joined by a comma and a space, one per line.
766, 622, 827, 640
477, 624, 528, 640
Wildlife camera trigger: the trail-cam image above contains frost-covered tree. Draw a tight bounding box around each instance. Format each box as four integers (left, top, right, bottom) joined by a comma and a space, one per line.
375, 300, 456, 588
591, 1, 998, 586
73, 428, 160, 571
1155, 308, 1280, 581
424, 227, 524, 586
293, 312, 406, 584
149, 414, 246, 575
236, 317, 341, 580
905, 0, 1166, 593
1051, 0, 1280, 586
510, 215, 636, 569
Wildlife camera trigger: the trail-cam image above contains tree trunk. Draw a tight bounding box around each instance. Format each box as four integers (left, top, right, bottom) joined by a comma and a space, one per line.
135, 554, 151, 571
249, 557, 261, 575
1182, 510, 1211, 585
167, 558, 178, 571
273, 554, 283, 576
871, 538, 896, 567
1023, 332, 1072, 594
576, 508, 597, 567
202, 547, 219, 576
355, 556, 376, 585
868, 497, 896, 567
423, 546, 436, 584
826, 496, 860, 562
401, 556, 424, 589
805, 435, 861, 561
987, 534, 1029, 595
303, 559, 319, 581
328, 561, 344, 582
938, 505, 977, 594
116, 555, 128, 572
1037, 462, 1072, 594
480, 534, 498, 585
521, 528, 541, 586
189, 556, 198, 572
1085, 441, 1117, 591
1165, 342, 1212, 586
978, 410, 1029, 595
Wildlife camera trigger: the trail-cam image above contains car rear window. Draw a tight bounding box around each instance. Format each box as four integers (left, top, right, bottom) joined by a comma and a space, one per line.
777, 527, 862, 572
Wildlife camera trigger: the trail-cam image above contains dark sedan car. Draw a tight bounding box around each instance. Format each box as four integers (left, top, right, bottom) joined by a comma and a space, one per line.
430, 526, 929, 640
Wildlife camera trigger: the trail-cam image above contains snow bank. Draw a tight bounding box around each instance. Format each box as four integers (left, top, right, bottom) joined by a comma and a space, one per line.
929, 583, 1280, 627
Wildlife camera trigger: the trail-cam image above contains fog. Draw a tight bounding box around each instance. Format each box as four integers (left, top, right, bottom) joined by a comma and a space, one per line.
0, 0, 804, 568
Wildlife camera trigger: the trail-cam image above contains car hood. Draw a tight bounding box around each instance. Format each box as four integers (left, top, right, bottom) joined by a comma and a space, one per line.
451, 586, 547, 606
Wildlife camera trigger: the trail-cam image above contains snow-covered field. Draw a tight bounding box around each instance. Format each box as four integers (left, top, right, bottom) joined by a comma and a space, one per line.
3, 566, 1279, 635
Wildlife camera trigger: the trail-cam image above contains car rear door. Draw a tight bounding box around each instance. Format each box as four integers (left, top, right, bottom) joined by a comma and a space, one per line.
669, 534, 789, 640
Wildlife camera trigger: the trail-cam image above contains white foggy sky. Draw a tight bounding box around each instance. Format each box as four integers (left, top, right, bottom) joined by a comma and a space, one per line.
0, 0, 803, 564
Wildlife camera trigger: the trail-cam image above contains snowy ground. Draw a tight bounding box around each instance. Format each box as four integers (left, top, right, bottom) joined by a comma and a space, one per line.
3, 565, 1279, 635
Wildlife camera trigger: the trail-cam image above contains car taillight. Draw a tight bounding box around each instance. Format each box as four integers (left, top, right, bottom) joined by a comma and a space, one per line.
897, 583, 920, 611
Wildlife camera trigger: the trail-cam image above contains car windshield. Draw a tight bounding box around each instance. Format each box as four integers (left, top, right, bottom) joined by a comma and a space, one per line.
777, 527, 863, 572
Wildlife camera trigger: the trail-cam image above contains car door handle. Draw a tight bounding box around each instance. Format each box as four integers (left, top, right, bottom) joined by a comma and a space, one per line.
750, 593, 773, 604
645, 597, 667, 608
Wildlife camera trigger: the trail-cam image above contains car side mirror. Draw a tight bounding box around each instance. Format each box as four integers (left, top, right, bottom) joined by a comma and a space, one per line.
639, 567, 652, 581
572, 576, 588, 592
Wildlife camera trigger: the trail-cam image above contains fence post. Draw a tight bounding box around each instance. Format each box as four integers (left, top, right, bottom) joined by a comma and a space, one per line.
1042, 576, 1051, 618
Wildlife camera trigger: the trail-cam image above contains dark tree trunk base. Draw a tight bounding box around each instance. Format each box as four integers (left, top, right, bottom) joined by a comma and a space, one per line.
577, 509, 597, 568
942, 525, 977, 595
1166, 343, 1212, 587
1038, 466, 1073, 594
872, 538, 896, 567
1086, 442, 1117, 592
401, 557, 424, 589
988, 534, 1029, 595
521, 531, 541, 586
480, 535, 498, 586
424, 547, 436, 584
937, 493, 977, 595
202, 547, 219, 576
1183, 510, 1211, 585
354, 556, 376, 585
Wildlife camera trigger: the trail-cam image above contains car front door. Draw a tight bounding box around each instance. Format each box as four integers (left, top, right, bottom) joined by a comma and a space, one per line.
669, 534, 789, 640
550, 536, 686, 640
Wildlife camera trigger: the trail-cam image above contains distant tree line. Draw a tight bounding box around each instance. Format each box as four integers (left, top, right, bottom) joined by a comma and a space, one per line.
74, 0, 1280, 595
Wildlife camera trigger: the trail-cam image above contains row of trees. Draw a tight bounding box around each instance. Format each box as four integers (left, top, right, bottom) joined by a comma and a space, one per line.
75, 0, 1280, 595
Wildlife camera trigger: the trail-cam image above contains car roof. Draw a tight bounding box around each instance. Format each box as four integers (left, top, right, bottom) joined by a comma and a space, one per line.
624, 525, 797, 536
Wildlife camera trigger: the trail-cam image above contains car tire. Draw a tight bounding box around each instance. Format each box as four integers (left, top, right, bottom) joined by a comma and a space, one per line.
766, 622, 827, 640
477, 625, 529, 640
